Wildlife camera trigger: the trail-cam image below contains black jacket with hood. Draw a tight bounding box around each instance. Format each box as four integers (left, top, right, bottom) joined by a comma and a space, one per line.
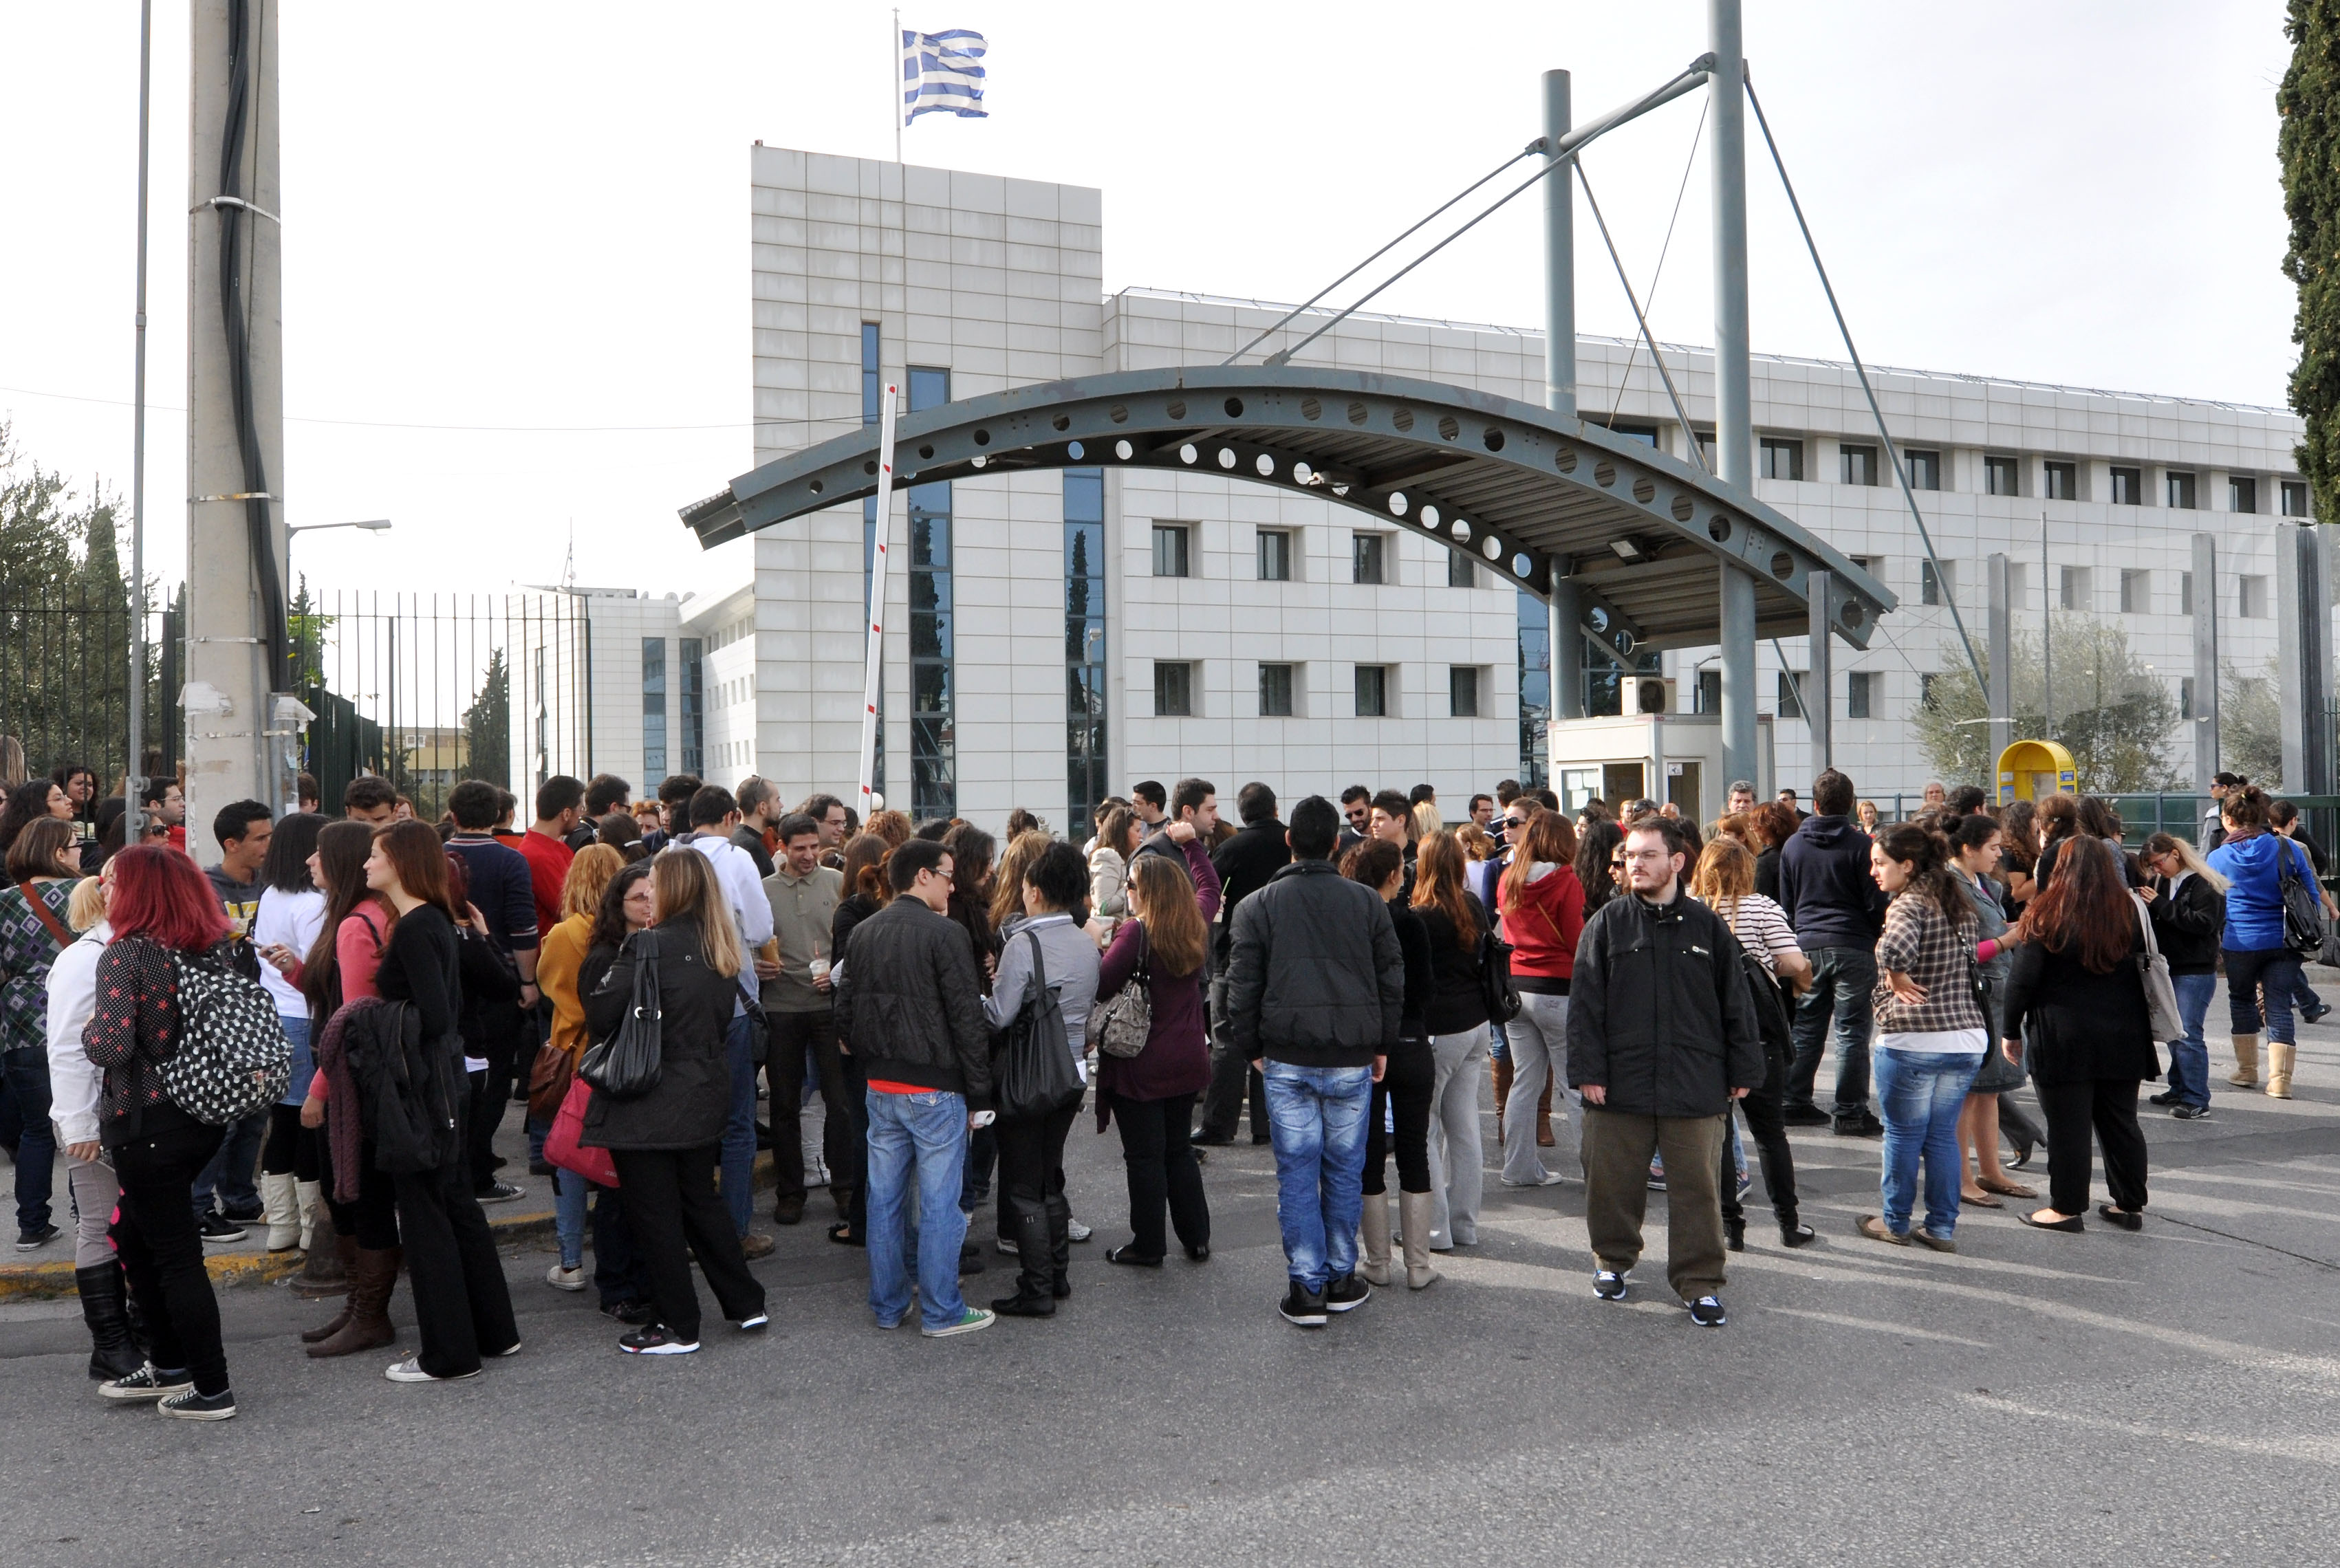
1777, 814, 1889, 952
1566, 888, 1765, 1118
1224, 858, 1404, 1068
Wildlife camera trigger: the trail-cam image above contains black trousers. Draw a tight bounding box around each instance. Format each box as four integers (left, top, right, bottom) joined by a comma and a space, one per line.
325, 1138, 403, 1250
1363, 1045, 1434, 1195
391, 1117, 520, 1379
1721, 1044, 1799, 1228
260, 1103, 324, 1180
1196, 969, 1266, 1141
767, 1008, 853, 1206
111, 1119, 230, 1396
2036, 1076, 2148, 1216
995, 1098, 1080, 1298
1107, 1091, 1209, 1259
590, 1182, 649, 1310
611, 1144, 766, 1342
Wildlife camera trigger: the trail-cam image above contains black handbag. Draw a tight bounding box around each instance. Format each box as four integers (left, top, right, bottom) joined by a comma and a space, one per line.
994, 929, 1083, 1118
2279, 839, 2327, 956
580, 930, 664, 1100
1479, 926, 1523, 1025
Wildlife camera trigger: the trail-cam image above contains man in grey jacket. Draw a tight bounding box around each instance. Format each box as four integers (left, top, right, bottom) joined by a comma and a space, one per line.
1568, 816, 1764, 1327
1224, 796, 1405, 1328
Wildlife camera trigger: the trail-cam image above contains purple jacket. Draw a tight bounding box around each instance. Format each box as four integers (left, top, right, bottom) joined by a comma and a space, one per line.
1093, 916, 1212, 1125
1131, 834, 1224, 923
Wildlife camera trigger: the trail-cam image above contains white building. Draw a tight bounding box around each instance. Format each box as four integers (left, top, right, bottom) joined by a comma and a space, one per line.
530, 144, 2315, 833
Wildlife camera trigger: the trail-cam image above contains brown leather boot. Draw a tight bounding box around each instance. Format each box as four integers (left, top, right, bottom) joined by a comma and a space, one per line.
1492, 1054, 1513, 1142
1537, 1080, 1556, 1148
307, 1246, 400, 1358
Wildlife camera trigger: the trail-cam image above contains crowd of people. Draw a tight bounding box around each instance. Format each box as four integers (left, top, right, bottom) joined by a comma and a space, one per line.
0, 742, 2318, 1417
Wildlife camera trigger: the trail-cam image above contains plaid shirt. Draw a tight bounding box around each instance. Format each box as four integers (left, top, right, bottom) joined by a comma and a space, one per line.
1870, 889, 1984, 1036
0, 880, 76, 1054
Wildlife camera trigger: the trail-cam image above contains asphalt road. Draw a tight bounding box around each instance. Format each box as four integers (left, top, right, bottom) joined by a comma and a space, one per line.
6, 1003, 2339, 1567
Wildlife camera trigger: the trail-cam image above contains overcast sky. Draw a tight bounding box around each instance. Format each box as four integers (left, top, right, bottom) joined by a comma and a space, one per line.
0, 1, 2299, 599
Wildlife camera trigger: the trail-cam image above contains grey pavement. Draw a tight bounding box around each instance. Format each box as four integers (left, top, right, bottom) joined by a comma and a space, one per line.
6, 990, 2340, 1567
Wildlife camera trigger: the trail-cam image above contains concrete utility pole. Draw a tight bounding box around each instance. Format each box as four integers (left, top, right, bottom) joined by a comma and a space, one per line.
1543, 68, 1585, 728
186, 0, 290, 862
1709, 0, 1758, 789
2275, 522, 2332, 797
2191, 532, 2218, 792
1986, 552, 2012, 769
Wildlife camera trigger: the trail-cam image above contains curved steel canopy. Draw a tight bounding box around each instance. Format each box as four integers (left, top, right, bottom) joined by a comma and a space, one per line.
680, 366, 1894, 655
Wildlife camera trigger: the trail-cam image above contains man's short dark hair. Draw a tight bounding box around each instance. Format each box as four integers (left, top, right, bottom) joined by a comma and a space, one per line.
1408, 784, 1436, 805
493, 789, 518, 823
213, 800, 270, 849
1947, 785, 1989, 816
736, 776, 776, 817
1288, 796, 1341, 860
688, 785, 738, 830
344, 775, 398, 816
1469, 793, 1493, 812
1625, 814, 1692, 863
1235, 781, 1278, 825
1132, 780, 1167, 810
1370, 789, 1409, 821
776, 812, 819, 844
1024, 841, 1089, 909
2213, 771, 2246, 789
1495, 779, 1521, 805
1171, 777, 1215, 818
1530, 789, 1558, 813
658, 774, 704, 810
913, 817, 954, 842
140, 776, 171, 807
889, 838, 949, 892
1812, 769, 1856, 818
584, 773, 631, 816
296, 772, 320, 807
446, 779, 501, 829
1341, 785, 1371, 807
535, 775, 586, 822
802, 792, 845, 821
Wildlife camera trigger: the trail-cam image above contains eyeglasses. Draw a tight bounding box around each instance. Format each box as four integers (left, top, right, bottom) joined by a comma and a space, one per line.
1502, 816, 1530, 831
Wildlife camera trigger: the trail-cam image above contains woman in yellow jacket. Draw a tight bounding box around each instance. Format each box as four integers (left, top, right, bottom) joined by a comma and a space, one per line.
537, 846, 626, 1296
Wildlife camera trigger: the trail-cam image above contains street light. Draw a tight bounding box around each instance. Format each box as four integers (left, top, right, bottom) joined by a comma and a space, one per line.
288, 518, 392, 536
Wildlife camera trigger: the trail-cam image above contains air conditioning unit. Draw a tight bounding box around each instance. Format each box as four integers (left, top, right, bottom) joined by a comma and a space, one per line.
1630, 677, 1677, 715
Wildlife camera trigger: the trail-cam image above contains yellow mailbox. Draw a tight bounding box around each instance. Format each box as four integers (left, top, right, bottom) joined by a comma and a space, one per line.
1995, 740, 2078, 806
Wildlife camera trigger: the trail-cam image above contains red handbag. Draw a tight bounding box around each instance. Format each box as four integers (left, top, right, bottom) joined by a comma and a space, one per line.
543, 1077, 618, 1188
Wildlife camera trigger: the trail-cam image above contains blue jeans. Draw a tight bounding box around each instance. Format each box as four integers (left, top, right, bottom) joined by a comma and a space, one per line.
1262, 1061, 1373, 1292
722, 1012, 756, 1237
554, 1165, 588, 1268
191, 1102, 268, 1219
1788, 946, 1877, 1118
1875, 1050, 1980, 1238
2, 1047, 54, 1235
2167, 972, 2216, 1109
2224, 946, 2303, 1044
864, 1087, 971, 1331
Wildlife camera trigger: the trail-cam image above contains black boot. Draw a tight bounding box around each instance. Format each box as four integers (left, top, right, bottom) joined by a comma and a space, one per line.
988, 1198, 1055, 1317
1724, 1215, 1746, 1253
1046, 1190, 1072, 1300
76, 1263, 144, 1382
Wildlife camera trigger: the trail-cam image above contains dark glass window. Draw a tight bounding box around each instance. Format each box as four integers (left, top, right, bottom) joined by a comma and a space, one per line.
641, 637, 667, 778
1760, 437, 1804, 481
1259, 663, 1294, 717
1355, 665, 1387, 717
1352, 533, 1385, 585
1257, 529, 1291, 582
2044, 461, 2077, 500
1065, 468, 1107, 831
1154, 662, 1193, 717
907, 366, 953, 818
1903, 449, 1940, 490
680, 638, 704, 777
1449, 666, 1480, 718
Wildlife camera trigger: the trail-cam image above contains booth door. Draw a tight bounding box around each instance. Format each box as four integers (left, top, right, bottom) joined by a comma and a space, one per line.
1667, 761, 1701, 825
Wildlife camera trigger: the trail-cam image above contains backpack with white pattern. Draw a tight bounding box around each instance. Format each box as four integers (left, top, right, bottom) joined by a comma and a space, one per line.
159, 948, 293, 1125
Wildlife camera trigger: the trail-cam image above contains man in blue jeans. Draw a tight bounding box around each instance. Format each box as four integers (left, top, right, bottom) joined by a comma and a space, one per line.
1224, 796, 1405, 1328
1777, 768, 1889, 1136
832, 839, 995, 1337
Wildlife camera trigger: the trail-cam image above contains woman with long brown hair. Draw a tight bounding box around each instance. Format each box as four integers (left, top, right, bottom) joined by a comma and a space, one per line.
367, 820, 521, 1382
1343, 838, 1436, 1288
1496, 809, 1582, 1186
0, 814, 83, 1252
1997, 835, 2157, 1233
1414, 829, 1493, 1252
1085, 805, 1140, 943
1092, 852, 1215, 1267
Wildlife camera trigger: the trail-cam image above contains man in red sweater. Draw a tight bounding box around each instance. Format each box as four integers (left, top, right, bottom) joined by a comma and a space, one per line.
516, 776, 585, 941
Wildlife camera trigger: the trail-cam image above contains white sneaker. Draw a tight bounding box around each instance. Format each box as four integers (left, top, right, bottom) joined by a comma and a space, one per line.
545, 1263, 587, 1292
1500, 1170, 1566, 1188
385, 1355, 480, 1383
1067, 1218, 1092, 1243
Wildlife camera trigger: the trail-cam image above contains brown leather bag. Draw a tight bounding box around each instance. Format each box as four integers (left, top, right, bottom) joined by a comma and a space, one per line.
527, 1038, 576, 1121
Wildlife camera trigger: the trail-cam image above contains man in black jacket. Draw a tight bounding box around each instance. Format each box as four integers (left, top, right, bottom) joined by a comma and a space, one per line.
1225, 796, 1405, 1328
1194, 782, 1289, 1147
1568, 816, 1764, 1327
1777, 768, 1890, 1135
833, 839, 996, 1338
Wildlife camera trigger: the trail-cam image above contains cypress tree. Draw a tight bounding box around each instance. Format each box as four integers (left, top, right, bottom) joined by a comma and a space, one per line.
2283, 0, 2340, 516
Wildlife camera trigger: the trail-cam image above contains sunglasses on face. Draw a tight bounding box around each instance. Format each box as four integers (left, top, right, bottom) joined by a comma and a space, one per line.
1502, 816, 1529, 831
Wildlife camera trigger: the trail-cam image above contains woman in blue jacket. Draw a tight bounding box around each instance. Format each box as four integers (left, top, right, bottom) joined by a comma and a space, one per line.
2205, 787, 2317, 1098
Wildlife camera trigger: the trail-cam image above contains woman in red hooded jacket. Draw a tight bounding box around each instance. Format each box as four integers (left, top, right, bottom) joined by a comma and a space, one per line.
1497, 809, 1584, 1188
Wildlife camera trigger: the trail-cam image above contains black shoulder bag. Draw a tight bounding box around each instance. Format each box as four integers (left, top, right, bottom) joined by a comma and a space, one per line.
994, 929, 1082, 1118
581, 929, 665, 1100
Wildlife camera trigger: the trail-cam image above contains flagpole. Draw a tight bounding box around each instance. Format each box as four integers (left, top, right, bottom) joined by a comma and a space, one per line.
893, 10, 902, 164
856, 384, 900, 818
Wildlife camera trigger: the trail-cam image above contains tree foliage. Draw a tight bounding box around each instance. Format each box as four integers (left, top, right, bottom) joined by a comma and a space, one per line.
1911, 615, 2184, 792
0, 420, 138, 778
2220, 655, 2286, 785
2284, 0, 2340, 517
459, 646, 510, 790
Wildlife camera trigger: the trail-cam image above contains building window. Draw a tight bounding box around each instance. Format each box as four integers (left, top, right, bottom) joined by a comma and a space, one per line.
1606, 422, 1660, 446
2167, 470, 2198, 510
1153, 661, 1194, 717
860, 323, 881, 426
1256, 528, 1292, 582
2059, 566, 2090, 610
1449, 666, 1480, 718
2284, 479, 2310, 517
1759, 437, 1805, 481
907, 365, 955, 820
1694, 669, 1721, 715
1839, 444, 1879, 486
680, 638, 704, 777
2119, 569, 2149, 614
1776, 670, 1806, 719
2110, 466, 2143, 505
1515, 589, 1550, 787
2180, 571, 2194, 616
1355, 664, 1389, 717
1352, 532, 1386, 585
2241, 574, 2271, 618
2231, 476, 2259, 515
1848, 670, 1874, 720
2044, 461, 2077, 501
641, 637, 667, 778
1984, 454, 2019, 497
1448, 549, 1476, 589
1903, 449, 1940, 490
1065, 468, 1107, 833
1259, 663, 1294, 717
1152, 524, 1190, 579
1920, 558, 1955, 607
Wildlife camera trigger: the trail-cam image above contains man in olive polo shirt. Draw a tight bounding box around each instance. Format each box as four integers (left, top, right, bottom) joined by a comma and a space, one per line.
759, 812, 847, 1226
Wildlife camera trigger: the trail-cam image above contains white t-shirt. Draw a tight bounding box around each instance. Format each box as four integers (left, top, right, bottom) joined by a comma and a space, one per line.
252, 885, 327, 1019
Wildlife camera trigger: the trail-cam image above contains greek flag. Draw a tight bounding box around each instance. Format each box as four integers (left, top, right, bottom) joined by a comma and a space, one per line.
901, 28, 988, 124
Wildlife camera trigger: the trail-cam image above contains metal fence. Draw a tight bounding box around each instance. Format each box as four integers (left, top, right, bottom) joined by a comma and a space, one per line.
0, 583, 166, 788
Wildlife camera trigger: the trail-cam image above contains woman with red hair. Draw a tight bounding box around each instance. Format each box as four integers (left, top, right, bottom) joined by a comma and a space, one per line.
78, 845, 239, 1419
